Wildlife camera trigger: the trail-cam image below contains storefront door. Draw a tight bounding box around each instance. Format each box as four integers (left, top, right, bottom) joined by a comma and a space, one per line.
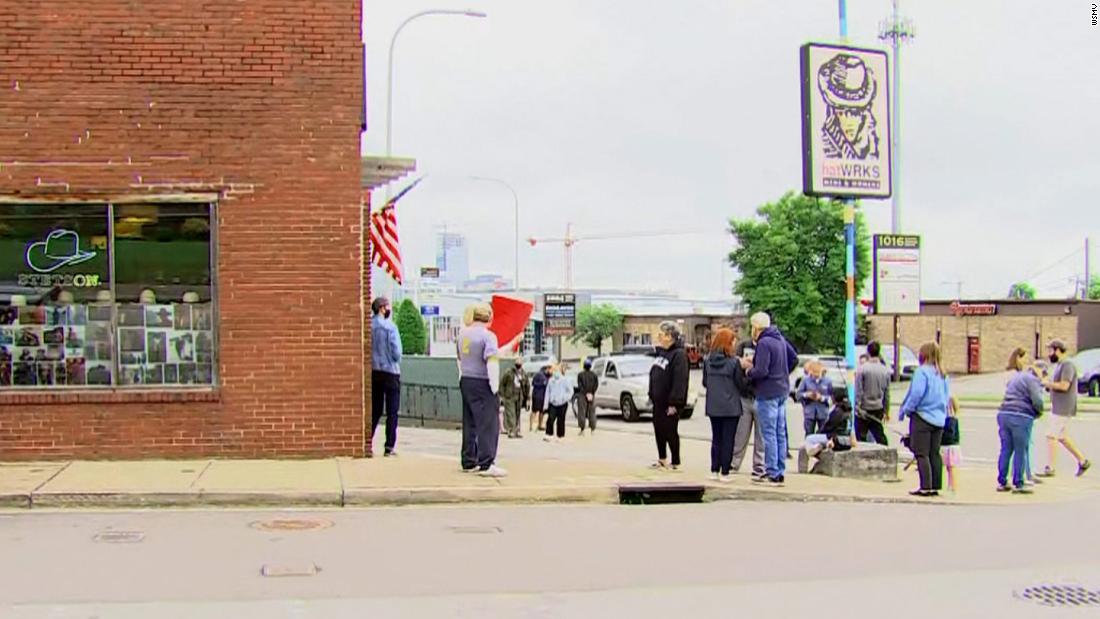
967, 337, 981, 374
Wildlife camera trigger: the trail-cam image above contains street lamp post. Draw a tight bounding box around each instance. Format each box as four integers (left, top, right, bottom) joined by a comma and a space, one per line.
385, 8, 487, 159
470, 176, 520, 291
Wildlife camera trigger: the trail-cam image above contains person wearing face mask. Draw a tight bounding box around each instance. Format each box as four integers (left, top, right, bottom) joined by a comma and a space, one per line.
370, 297, 403, 458
531, 365, 551, 432
499, 358, 530, 439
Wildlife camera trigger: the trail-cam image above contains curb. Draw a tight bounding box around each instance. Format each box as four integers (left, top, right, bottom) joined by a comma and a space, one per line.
343, 485, 619, 507
0, 493, 30, 509
27, 491, 343, 510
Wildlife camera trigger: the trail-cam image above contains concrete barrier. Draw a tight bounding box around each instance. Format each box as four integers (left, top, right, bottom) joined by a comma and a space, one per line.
799, 444, 898, 481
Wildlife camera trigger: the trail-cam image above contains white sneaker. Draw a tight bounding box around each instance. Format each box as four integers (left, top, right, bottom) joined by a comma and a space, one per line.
478, 465, 508, 478
708, 472, 720, 481
719, 474, 734, 483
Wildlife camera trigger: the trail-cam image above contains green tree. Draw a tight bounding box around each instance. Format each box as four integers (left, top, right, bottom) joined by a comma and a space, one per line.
394, 299, 428, 355
570, 304, 624, 356
1089, 275, 1100, 301
1007, 282, 1036, 300
729, 192, 871, 353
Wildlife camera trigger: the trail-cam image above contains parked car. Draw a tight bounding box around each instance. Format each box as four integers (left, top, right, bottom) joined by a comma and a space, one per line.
521, 353, 556, 376
1072, 348, 1100, 396
614, 344, 658, 357
789, 354, 849, 403
590, 355, 698, 422
858, 344, 918, 380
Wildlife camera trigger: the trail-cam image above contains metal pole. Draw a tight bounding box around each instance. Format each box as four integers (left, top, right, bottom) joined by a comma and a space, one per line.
384, 9, 486, 299
839, 0, 857, 424
1085, 237, 1092, 300
890, 0, 901, 234
470, 177, 520, 291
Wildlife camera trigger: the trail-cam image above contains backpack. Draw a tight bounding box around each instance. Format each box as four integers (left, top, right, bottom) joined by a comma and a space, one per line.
941, 416, 960, 446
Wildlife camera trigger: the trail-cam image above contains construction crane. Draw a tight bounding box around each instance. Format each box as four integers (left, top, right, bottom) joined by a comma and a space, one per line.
527, 223, 713, 290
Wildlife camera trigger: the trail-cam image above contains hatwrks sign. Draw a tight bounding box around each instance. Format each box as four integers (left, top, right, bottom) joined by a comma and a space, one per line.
800, 43, 892, 199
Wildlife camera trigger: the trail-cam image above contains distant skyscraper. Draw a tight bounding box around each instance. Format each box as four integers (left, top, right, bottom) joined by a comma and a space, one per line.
436, 232, 470, 285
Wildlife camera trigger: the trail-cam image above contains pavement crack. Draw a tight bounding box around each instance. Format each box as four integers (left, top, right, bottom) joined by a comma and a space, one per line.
188, 460, 215, 491
30, 461, 71, 495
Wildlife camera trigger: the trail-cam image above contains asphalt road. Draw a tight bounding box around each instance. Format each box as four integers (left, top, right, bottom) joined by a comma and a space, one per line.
3, 498, 1100, 618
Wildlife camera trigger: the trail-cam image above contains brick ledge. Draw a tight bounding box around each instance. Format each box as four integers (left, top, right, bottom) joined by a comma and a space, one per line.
0, 389, 221, 406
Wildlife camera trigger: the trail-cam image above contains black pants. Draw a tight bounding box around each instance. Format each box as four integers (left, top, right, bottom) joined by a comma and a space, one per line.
709, 416, 741, 475
856, 409, 889, 446
371, 371, 400, 453
545, 403, 567, 438
909, 414, 944, 491
460, 377, 500, 470
652, 401, 681, 466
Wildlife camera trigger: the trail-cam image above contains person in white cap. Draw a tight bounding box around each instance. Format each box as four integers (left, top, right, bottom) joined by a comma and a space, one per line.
457, 303, 507, 477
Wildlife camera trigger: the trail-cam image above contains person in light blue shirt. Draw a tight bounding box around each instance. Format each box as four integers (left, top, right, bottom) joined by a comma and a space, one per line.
797, 361, 833, 437
898, 342, 952, 497
370, 297, 402, 457
543, 364, 574, 441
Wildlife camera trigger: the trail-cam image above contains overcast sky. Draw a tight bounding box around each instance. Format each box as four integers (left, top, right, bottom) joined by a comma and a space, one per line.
362, 0, 1099, 301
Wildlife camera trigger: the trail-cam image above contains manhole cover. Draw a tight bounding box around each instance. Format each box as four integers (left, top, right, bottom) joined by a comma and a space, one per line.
93, 531, 144, 544
261, 562, 320, 577
249, 518, 333, 532
447, 526, 502, 535
1017, 585, 1100, 607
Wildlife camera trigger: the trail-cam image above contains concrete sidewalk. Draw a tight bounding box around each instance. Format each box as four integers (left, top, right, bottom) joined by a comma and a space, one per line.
2, 428, 1097, 510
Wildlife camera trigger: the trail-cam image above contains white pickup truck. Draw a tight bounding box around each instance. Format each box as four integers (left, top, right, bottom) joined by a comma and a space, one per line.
589, 355, 697, 422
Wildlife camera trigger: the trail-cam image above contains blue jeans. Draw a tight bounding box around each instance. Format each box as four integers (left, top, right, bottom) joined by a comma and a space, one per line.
997, 412, 1034, 489
756, 395, 788, 479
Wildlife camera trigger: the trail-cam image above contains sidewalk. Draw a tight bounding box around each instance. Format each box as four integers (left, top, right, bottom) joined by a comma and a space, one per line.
2, 428, 1097, 510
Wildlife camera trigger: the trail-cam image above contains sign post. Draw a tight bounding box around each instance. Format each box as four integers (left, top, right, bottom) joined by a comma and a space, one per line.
543, 293, 576, 361
801, 27, 893, 433
874, 234, 921, 380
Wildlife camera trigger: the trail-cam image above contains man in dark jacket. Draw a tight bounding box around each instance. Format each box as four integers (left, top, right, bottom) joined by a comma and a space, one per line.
499, 358, 530, 439
531, 366, 550, 432
576, 359, 600, 436
741, 312, 798, 484
649, 321, 690, 469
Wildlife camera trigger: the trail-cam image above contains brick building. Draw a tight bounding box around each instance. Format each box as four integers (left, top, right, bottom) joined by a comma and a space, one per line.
868, 300, 1100, 375
0, 0, 373, 459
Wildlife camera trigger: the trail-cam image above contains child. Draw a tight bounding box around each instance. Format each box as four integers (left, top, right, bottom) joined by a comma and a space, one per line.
797, 361, 833, 437
941, 411, 961, 493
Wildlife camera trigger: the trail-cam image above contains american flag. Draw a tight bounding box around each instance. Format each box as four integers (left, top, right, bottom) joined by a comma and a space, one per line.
369, 179, 421, 285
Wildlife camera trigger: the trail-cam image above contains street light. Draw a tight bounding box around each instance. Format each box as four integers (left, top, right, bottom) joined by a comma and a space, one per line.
385, 9, 487, 158
470, 176, 520, 291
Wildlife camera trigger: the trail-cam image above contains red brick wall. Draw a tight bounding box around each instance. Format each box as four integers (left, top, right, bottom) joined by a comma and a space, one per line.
0, 0, 366, 459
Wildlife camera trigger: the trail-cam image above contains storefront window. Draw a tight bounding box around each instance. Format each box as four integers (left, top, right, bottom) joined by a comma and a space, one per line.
0, 201, 215, 389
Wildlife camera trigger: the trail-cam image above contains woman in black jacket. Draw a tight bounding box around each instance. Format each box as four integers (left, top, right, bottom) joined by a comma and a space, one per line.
649, 321, 690, 470
703, 327, 750, 481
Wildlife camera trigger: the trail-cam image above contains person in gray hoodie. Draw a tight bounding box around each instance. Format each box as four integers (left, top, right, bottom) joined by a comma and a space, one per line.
703, 327, 751, 481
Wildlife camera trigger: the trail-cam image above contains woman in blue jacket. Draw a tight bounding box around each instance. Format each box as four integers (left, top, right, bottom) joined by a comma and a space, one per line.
899, 342, 951, 497
996, 348, 1045, 493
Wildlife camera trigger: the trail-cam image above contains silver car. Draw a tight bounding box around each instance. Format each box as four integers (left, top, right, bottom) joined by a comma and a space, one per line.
590, 355, 698, 422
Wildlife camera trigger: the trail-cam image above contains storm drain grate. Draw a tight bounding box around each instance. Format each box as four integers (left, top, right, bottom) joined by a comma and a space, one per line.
1017, 585, 1100, 608
249, 518, 333, 532
93, 531, 144, 544
448, 526, 502, 535
619, 484, 705, 505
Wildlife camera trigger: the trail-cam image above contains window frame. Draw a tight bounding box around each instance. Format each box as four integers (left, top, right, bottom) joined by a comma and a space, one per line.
0, 195, 219, 391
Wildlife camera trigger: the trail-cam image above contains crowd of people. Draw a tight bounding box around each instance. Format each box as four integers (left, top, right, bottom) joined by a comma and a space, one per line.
369, 296, 1092, 494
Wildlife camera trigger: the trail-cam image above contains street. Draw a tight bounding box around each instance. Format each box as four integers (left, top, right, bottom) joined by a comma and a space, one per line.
3, 498, 1100, 617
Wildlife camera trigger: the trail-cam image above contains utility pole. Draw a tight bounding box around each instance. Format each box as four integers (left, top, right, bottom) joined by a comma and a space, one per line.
1085, 236, 1092, 300
879, 0, 914, 382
